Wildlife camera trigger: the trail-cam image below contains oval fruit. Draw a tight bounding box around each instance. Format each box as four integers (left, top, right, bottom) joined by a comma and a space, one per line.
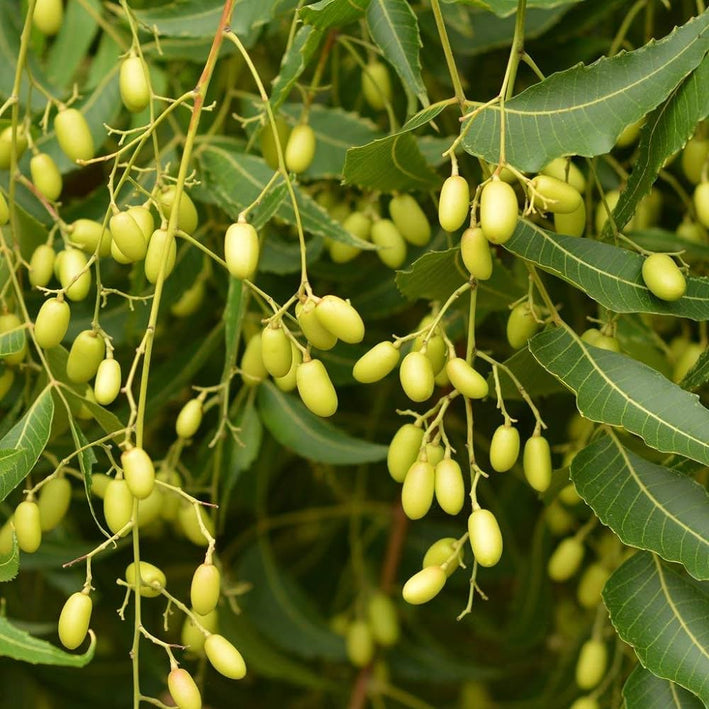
144, 228, 176, 283
371, 218, 407, 268
569, 698, 599, 709
506, 302, 540, 349
121, 447, 155, 500
694, 181, 709, 229
480, 180, 518, 244
523, 435, 552, 492
29, 244, 55, 287
681, 136, 709, 184
181, 608, 218, 656
260, 117, 290, 170
34, 297, 70, 349
540, 157, 586, 193
362, 61, 392, 111
94, 358, 122, 406
15, 500, 42, 553
434, 458, 464, 515
205, 633, 247, 679
401, 460, 435, 520
530, 174, 583, 214
0, 368, 14, 401
577, 563, 610, 609
438, 175, 470, 232
399, 351, 434, 402
285, 124, 316, 174
331, 211, 370, 263
110, 211, 147, 262
54, 108, 94, 163
414, 333, 446, 376
641, 253, 686, 301
66, 330, 105, 383
0, 125, 28, 168
120, 55, 150, 113
446, 357, 488, 399
423, 538, 462, 577
467, 509, 503, 567
58, 248, 92, 301
554, 201, 586, 237
353, 341, 400, 383
125, 560, 166, 597
274, 342, 302, 392
367, 592, 399, 646
158, 186, 199, 234
70, 219, 112, 257
58, 592, 92, 650
103, 479, 134, 535
296, 359, 338, 417
296, 300, 337, 350
38, 476, 71, 531
387, 423, 424, 483
346, 620, 374, 667
224, 222, 259, 280
460, 227, 493, 280
240, 334, 267, 386
261, 325, 292, 378
402, 566, 447, 605
389, 194, 431, 246
191, 563, 221, 616
575, 639, 607, 690
176, 399, 203, 439
171, 279, 205, 317
0, 191, 7, 225
314, 295, 364, 344
673, 342, 704, 383
33, 0, 63, 35
177, 503, 214, 546
167, 668, 202, 709
30, 153, 62, 201
489, 424, 520, 472
548, 537, 585, 581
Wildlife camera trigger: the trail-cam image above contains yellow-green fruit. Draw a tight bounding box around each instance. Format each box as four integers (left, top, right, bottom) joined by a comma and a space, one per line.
33, 0, 63, 35
540, 157, 586, 193
0, 368, 14, 400
582, 328, 620, 352
460, 227, 493, 280
545, 500, 575, 536
240, 335, 267, 386
401, 460, 435, 520
66, 330, 105, 383
575, 640, 607, 690
0, 313, 26, 365
58, 592, 92, 650
0, 191, 7, 225
423, 538, 462, 577
402, 566, 447, 605
314, 295, 364, 344
38, 476, 71, 531
297, 300, 337, 350
399, 351, 434, 402
554, 200, 586, 237
176, 398, 203, 439
168, 668, 202, 709
577, 563, 610, 609
371, 218, 407, 268
190, 563, 221, 616
93, 358, 121, 406
0, 521, 13, 555
387, 423, 424, 483
346, 620, 374, 667
548, 537, 585, 581
0, 125, 28, 169
137, 486, 163, 528
127, 205, 154, 239
480, 180, 518, 244
260, 117, 291, 170
90, 473, 111, 499
353, 341, 400, 383
389, 194, 431, 246
296, 359, 338, 417
30, 153, 62, 201
110, 212, 146, 262
285, 124, 316, 174
119, 55, 150, 113
54, 109, 94, 163
158, 186, 199, 234
29, 244, 55, 287
677, 218, 707, 243
68, 219, 111, 257
204, 634, 247, 680
121, 447, 155, 500
446, 357, 488, 399
224, 222, 259, 280
434, 458, 464, 515
635, 189, 663, 229
362, 61, 392, 111
489, 424, 520, 472
673, 342, 704, 383
616, 118, 643, 147
569, 698, 599, 709
177, 503, 215, 546
694, 182, 709, 229
110, 239, 132, 265
507, 302, 540, 349
468, 509, 503, 567
261, 325, 292, 378
559, 482, 582, 506
144, 229, 176, 283
530, 174, 583, 214
595, 190, 631, 233
58, 248, 92, 301
34, 297, 70, 349
275, 342, 302, 392
331, 211, 370, 263
171, 280, 206, 317
182, 608, 218, 656
681, 136, 709, 184
367, 592, 400, 646
413, 333, 446, 376
15, 500, 42, 553
438, 175, 470, 232
641, 253, 686, 301
523, 435, 552, 492
425, 443, 444, 466
126, 561, 166, 598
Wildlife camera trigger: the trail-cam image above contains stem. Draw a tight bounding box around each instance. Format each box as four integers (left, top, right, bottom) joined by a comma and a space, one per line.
430, 0, 466, 110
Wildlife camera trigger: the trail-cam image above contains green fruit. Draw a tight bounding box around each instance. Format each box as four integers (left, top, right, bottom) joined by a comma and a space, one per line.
34, 297, 70, 349
399, 351, 434, 402
506, 302, 540, 349
331, 211, 370, 263
676, 218, 707, 244
540, 158, 586, 193
460, 227, 493, 280
548, 537, 584, 581
176, 399, 203, 439
224, 222, 259, 280
353, 341, 400, 383
314, 295, 365, 344
577, 563, 610, 609
171, 279, 206, 317
489, 424, 520, 472
523, 435, 552, 492
673, 342, 704, 383
554, 200, 586, 237
634, 188, 662, 229
413, 333, 446, 376
681, 136, 709, 184
110, 239, 132, 264
401, 460, 435, 520
204, 634, 247, 680
387, 423, 424, 483
423, 538, 462, 577
530, 174, 583, 214
0, 367, 14, 400
275, 342, 302, 392
0, 313, 26, 365
362, 61, 392, 111
93, 358, 122, 406
260, 117, 291, 170
103, 479, 135, 534
38, 476, 71, 531
402, 566, 446, 605
641, 253, 686, 301
346, 620, 374, 667
30, 153, 62, 201
480, 180, 518, 244
158, 186, 199, 234
285, 124, 316, 174
66, 330, 105, 383
119, 55, 150, 113
181, 608, 218, 656
70, 218, 113, 255
33, 0, 64, 35
0, 191, 7, 225
467, 509, 503, 567
29, 244, 55, 287
191, 563, 221, 616
434, 458, 464, 515
425, 443, 444, 466
582, 329, 620, 352
144, 228, 176, 283
90, 473, 111, 499
389, 194, 431, 246
15, 500, 42, 553
438, 175, 470, 232
121, 447, 155, 500
569, 698, 599, 709
615, 118, 643, 147
545, 500, 575, 536
445, 357, 488, 399
371, 218, 407, 268
177, 503, 214, 546
367, 592, 400, 647
168, 668, 202, 709
0, 125, 28, 169
54, 109, 95, 163
109, 211, 147, 261
125, 560, 166, 598
261, 325, 292, 378
297, 300, 337, 350
296, 359, 338, 417
559, 482, 582, 506
137, 486, 164, 528
240, 334, 267, 386
127, 205, 154, 238
694, 181, 709, 229
58, 592, 92, 650
575, 639, 607, 690
58, 248, 92, 301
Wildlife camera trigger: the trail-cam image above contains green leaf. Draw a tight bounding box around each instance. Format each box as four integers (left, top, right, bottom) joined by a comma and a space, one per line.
0, 616, 95, 666
260, 230, 324, 274
603, 552, 709, 704
503, 222, 709, 321
270, 26, 324, 111
366, 0, 427, 106
632, 229, 709, 264
528, 326, 709, 466
493, 348, 567, 400
475, 0, 583, 16
0, 529, 19, 582
623, 664, 704, 709
0, 387, 54, 502
571, 434, 709, 580
0, 327, 26, 357
461, 12, 709, 172
257, 382, 388, 465
300, 0, 370, 29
